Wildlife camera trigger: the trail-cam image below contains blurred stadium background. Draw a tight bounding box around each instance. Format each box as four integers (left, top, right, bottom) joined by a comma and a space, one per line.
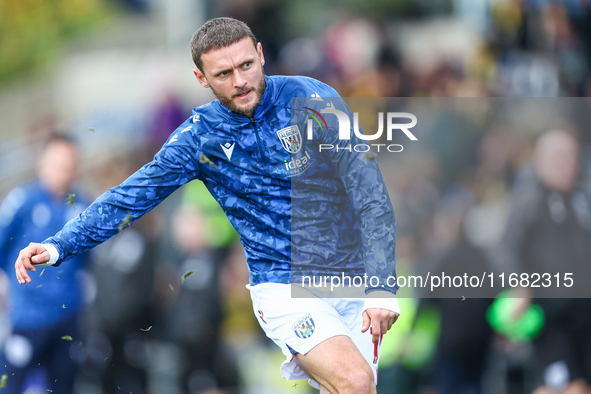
1, 0, 591, 393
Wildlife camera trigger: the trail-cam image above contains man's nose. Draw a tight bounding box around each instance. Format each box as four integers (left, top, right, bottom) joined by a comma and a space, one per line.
233, 72, 247, 88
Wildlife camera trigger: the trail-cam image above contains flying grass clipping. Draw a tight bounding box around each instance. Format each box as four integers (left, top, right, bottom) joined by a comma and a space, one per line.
182, 270, 196, 283
65, 193, 76, 209
199, 153, 218, 168
0, 374, 7, 389
118, 213, 133, 232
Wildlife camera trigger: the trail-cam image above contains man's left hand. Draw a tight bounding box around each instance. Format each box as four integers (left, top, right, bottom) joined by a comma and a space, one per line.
361, 308, 399, 343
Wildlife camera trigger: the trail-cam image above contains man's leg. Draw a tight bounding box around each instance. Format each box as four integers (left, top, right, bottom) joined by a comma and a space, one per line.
296, 335, 375, 394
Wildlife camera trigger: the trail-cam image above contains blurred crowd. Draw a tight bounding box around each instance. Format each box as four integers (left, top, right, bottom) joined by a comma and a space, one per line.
224, 0, 591, 98
3, 0, 591, 393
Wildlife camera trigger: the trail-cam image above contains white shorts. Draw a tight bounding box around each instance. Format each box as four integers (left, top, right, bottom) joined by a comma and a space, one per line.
247, 283, 383, 389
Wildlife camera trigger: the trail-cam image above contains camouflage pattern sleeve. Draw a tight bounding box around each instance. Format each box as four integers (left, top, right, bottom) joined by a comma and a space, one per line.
320, 97, 398, 295
42, 137, 201, 265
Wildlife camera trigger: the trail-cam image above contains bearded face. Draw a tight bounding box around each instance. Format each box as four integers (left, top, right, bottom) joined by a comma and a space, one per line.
195, 38, 267, 118
210, 70, 266, 117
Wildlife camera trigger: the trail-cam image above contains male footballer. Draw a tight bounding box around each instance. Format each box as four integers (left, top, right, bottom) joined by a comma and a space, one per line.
14, 17, 400, 394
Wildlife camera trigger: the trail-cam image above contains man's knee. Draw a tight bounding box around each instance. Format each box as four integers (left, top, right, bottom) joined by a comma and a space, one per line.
338, 368, 375, 394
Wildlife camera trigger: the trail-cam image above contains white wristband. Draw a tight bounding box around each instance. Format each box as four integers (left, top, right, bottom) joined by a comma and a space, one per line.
362, 292, 401, 315
39, 243, 59, 266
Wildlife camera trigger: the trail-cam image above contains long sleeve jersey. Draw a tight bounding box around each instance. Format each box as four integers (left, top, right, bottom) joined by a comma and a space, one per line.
43, 75, 398, 294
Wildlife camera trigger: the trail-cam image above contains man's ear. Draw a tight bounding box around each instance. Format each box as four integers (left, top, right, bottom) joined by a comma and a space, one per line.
257, 42, 265, 67
193, 68, 209, 88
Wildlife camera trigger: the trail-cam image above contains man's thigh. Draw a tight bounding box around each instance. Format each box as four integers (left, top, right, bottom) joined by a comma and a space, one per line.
295, 334, 376, 394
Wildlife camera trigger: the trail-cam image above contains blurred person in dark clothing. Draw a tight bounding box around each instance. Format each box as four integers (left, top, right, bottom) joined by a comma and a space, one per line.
420, 189, 494, 394
499, 129, 591, 394
148, 93, 187, 156
79, 216, 157, 394
156, 192, 239, 394
426, 242, 494, 394
0, 135, 91, 394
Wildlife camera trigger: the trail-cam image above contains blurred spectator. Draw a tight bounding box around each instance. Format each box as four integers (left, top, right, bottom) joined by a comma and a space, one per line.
151, 180, 240, 394
377, 236, 440, 394
425, 243, 494, 394
0, 135, 91, 394
420, 189, 495, 394
322, 17, 382, 95
218, 0, 287, 73
77, 215, 157, 394
498, 129, 591, 394
148, 93, 187, 157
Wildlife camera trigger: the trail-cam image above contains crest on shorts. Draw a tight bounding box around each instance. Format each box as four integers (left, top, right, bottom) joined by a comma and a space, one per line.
292, 313, 315, 339
276, 125, 302, 154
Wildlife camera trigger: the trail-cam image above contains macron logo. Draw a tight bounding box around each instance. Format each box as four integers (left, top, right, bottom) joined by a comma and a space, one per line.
169, 126, 191, 144
221, 142, 235, 160
193, 114, 200, 122
311, 92, 323, 101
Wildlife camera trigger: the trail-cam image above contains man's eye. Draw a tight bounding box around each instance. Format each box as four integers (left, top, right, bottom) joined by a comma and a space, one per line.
242, 62, 251, 68
218, 71, 229, 77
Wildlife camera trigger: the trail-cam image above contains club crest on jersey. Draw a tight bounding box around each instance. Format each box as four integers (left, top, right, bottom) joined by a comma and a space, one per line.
276, 125, 302, 154
292, 313, 315, 339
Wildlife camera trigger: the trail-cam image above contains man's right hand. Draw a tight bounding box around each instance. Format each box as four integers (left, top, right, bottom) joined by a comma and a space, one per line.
15, 243, 50, 285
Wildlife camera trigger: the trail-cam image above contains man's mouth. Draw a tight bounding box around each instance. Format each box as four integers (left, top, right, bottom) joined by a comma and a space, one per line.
235, 89, 252, 99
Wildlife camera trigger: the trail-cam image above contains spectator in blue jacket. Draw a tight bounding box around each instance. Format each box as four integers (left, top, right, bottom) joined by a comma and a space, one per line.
0, 135, 90, 394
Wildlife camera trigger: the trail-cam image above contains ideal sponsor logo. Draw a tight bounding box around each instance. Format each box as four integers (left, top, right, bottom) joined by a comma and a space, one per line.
284, 151, 311, 177
306, 102, 418, 152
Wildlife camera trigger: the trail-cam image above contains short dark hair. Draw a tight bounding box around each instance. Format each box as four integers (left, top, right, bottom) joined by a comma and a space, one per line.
44, 133, 77, 149
190, 17, 257, 72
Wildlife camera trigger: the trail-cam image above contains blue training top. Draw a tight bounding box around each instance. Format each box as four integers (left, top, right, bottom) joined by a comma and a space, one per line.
42, 75, 398, 294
